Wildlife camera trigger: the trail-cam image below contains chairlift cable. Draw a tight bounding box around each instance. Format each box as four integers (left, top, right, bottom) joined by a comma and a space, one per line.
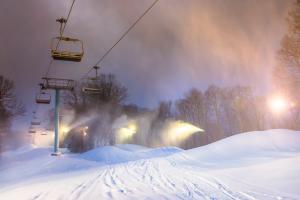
81, 0, 159, 79
44, 0, 77, 77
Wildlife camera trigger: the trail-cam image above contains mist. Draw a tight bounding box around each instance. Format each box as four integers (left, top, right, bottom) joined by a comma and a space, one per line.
0, 0, 293, 139
60, 105, 204, 150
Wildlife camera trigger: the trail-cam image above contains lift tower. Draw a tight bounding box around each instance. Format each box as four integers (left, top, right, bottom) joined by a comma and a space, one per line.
41, 77, 75, 156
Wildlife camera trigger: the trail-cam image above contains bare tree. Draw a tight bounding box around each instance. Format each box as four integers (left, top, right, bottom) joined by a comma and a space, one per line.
176, 89, 206, 127
157, 101, 173, 120
204, 85, 224, 141
66, 74, 127, 113
0, 75, 25, 152
175, 85, 266, 148
275, 0, 300, 97
63, 73, 128, 152
272, 1, 300, 130
176, 88, 208, 148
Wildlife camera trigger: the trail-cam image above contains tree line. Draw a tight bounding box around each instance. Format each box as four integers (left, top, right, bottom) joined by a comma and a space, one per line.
274, 0, 300, 110
62, 76, 300, 152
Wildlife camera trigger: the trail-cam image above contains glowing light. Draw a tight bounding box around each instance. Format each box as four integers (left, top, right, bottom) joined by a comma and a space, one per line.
116, 121, 138, 143
60, 125, 70, 134
60, 124, 71, 140
268, 95, 290, 114
82, 126, 88, 136
163, 121, 204, 145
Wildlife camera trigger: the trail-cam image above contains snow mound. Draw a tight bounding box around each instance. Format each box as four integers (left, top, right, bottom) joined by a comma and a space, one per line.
1, 144, 35, 156
176, 129, 300, 166
0, 146, 52, 165
81, 145, 182, 164
115, 144, 149, 152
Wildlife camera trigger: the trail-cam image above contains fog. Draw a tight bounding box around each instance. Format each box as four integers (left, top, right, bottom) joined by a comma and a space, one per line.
0, 0, 292, 131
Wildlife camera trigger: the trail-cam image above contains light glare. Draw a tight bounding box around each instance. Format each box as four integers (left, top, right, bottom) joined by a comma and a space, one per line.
268, 95, 289, 114
163, 121, 204, 145
116, 121, 138, 143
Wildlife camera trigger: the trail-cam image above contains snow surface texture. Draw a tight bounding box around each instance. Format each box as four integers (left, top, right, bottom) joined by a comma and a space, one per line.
0, 129, 300, 200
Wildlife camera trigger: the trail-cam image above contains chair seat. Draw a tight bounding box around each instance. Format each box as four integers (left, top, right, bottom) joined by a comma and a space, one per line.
52, 50, 83, 62
36, 99, 51, 104
82, 87, 101, 94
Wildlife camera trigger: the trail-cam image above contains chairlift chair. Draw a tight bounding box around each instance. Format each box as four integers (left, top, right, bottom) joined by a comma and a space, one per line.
82, 87, 101, 94
31, 121, 41, 126
50, 17, 84, 62
29, 130, 36, 134
51, 37, 84, 62
36, 91, 51, 104
82, 66, 101, 94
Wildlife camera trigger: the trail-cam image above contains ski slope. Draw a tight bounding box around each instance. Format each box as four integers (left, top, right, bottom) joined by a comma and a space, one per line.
1, 129, 300, 200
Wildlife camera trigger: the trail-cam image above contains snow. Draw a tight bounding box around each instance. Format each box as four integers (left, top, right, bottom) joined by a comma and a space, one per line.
175, 129, 300, 167
1, 129, 300, 199
81, 145, 181, 164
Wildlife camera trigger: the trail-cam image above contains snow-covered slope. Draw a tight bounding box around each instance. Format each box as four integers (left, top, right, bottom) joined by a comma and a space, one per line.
175, 129, 300, 166
0, 129, 300, 200
80, 145, 181, 164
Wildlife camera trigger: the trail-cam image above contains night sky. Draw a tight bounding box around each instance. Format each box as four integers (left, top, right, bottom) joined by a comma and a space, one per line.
0, 0, 292, 130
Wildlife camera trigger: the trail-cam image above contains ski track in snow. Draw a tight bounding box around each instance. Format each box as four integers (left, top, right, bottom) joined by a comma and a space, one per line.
0, 157, 294, 200
1, 130, 300, 200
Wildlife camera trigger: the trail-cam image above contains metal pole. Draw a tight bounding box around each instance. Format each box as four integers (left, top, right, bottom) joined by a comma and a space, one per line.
52, 89, 60, 156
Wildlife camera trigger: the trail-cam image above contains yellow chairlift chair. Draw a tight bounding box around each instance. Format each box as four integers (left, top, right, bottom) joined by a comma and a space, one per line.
51, 36, 84, 62
50, 17, 84, 62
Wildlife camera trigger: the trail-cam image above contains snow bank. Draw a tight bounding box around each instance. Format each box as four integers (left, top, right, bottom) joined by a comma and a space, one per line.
80, 145, 182, 164
174, 129, 300, 167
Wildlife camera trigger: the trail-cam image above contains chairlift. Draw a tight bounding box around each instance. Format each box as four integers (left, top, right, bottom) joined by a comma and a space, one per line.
36, 83, 51, 104
51, 37, 84, 62
31, 121, 41, 126
36, 91, 51, 104
51, 18, 84, 62
82, 87, 101, 94
29, 130, 36, 134
82, 66, 101, 94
